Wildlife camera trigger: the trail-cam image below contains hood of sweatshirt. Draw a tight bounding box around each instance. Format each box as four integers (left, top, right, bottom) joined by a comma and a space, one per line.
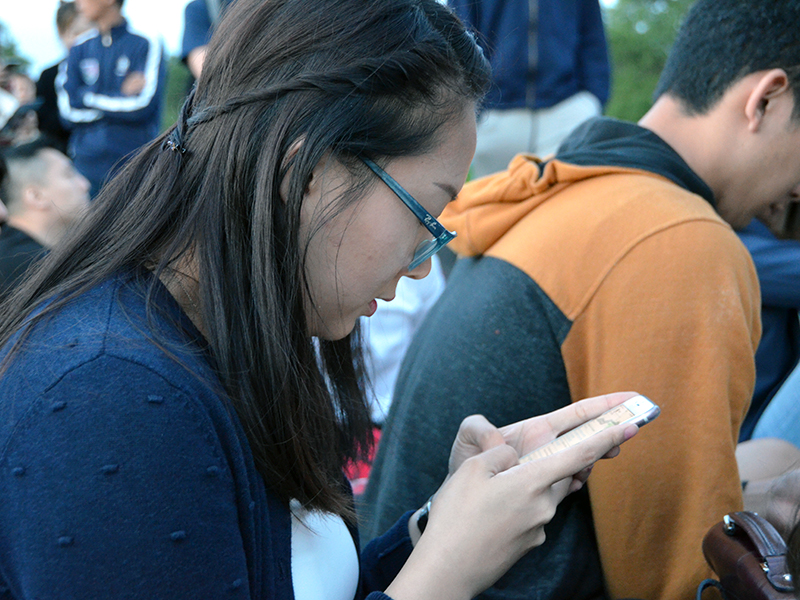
441, 117, 714, 256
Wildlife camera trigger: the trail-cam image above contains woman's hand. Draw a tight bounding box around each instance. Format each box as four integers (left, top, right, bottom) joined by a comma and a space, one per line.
448, 391, 641, 480
386, 392, 641, 600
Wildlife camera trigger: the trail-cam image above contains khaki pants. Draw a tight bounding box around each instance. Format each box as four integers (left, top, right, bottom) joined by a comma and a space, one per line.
471, 91, 602, 179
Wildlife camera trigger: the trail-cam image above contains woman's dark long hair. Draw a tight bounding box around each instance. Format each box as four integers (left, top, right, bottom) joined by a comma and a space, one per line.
0, 0, 490, 517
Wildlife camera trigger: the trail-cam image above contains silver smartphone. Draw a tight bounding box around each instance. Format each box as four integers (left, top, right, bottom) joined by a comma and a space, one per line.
519, 395, 660, 464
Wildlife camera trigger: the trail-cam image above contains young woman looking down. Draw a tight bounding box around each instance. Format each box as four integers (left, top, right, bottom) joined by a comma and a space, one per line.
0, 0, 639, 598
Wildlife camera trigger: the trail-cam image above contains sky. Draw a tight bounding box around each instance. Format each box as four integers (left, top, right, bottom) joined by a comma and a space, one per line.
3, 0, 192, 77
4, 0, 619, 79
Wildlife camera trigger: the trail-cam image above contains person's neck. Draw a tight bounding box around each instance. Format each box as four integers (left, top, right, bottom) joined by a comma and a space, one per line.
156, 260, 206, 336
638, 95, 721, 196
95, 8, 124, 34
7, 213, 62, 248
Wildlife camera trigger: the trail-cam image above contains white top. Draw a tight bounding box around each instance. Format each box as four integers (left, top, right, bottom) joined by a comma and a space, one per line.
290, 499, 360, 600
362, 255, 446, 423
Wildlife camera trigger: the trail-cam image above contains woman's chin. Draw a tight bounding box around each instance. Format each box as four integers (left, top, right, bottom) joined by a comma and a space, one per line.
310, 319, 358, 341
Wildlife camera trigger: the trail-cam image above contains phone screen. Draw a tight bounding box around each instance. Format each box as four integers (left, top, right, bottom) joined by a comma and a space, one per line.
519, 397, 658, 463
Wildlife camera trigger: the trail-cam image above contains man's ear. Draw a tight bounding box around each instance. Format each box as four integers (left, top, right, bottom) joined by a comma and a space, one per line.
21, 185, 49, 211
744, 69, 792, 133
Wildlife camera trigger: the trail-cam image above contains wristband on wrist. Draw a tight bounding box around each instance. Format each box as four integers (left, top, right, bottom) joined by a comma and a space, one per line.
417, 495, 434, 534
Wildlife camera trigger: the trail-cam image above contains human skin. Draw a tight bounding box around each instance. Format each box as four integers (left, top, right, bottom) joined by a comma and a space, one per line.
156, 102, 642, 600
639, 70, 800, 231
299, 105, 477, 341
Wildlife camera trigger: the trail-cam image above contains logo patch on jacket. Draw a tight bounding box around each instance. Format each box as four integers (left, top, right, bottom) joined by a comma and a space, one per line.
79, 59, 100, 85
115, 56, 130, 77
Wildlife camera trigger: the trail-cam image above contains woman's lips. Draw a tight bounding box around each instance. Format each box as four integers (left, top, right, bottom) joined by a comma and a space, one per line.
366, 299, 378, 317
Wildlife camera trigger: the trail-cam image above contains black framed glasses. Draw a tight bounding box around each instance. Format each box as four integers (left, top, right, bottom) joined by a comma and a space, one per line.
361, 156, 456, 271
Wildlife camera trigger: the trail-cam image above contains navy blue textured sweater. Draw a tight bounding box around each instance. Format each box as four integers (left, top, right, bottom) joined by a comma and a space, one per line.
0, 270, 409, 599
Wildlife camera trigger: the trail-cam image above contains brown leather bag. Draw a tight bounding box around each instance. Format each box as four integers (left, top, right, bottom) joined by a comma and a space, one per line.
699, 511, 795, 600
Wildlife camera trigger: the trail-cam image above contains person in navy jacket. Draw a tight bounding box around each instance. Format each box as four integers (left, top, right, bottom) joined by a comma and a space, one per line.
181, 0, 235, 79
449, 0, 611, 176
57, 0, 165, 197
737, 216, 800, 441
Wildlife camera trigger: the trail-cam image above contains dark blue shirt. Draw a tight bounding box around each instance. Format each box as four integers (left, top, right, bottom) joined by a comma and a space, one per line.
0, 224, 46, 299
181, 0, 236, 61
448, 0, 610, 111
738, 219, 800, 441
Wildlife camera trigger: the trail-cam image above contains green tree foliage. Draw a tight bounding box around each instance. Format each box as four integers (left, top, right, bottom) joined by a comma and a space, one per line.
603, 0, 692, 122
160, 56, 192, 132
0, 21, 30, 70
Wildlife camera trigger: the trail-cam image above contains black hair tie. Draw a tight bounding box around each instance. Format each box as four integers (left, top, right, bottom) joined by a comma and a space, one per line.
163, 129, 186, 154
163, 85, 196, 155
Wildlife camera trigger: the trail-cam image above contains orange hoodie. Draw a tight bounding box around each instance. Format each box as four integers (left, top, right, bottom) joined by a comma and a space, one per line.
438, 121, 760, 600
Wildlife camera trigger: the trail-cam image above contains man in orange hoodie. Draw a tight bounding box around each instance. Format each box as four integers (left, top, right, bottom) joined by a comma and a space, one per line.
361, 2, 800, 599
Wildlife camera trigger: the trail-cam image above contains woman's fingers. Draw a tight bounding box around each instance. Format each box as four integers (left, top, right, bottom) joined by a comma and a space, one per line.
536, 392, 639, 441
511, 422, 638, 488
406, 419, 636, 600
601, 445, 622, 460
449, 414, 508, 475
500, 391, 640, 456
459, 442, 520, 479
573, 465, 593, 485
459, 415, 507, 452
400, 402, 642, 600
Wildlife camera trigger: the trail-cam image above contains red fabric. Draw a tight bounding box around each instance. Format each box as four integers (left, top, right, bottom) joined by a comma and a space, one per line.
346, 427, 382, 496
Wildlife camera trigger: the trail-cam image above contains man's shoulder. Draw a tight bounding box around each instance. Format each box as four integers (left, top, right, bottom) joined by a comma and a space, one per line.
70, 28, 100, 54
488, 170, 745, 319
493, 166, 730, 268
0, 225, 45, 253
0, 226, 46, 290
120, 22, 162, 50
575, 166, 724, 230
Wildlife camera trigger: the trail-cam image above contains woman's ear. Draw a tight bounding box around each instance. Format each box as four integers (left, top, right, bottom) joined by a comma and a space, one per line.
278, 138, 305, 204
279, 138, 332, 205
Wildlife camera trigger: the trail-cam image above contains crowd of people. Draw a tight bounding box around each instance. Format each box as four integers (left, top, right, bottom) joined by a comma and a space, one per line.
0, 0, 799, 598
